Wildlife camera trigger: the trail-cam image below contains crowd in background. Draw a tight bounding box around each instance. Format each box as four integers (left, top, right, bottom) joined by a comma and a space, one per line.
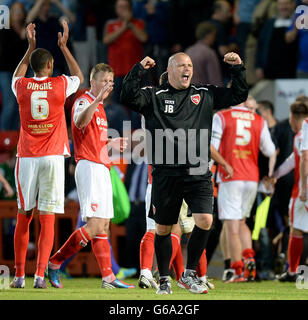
0, 0, 308, 279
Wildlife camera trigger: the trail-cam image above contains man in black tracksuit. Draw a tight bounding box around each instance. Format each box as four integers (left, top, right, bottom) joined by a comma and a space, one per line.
120, 52, 248, 294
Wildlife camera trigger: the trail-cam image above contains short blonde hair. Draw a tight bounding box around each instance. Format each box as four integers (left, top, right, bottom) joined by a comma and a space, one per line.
90, 63, 114, 81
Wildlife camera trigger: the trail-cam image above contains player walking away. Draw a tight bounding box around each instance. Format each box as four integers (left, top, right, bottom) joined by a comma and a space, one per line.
47, 63, 134, 289
10, 21, 83, 289
121, 52, 248, 294
271, 102, 308, 282
211, 97, 275, 282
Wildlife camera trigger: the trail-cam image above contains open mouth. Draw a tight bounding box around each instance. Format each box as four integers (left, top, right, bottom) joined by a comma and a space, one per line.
182, 75, 190, 81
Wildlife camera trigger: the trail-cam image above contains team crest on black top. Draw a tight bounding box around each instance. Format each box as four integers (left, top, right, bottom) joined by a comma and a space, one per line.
191, 94, 200, 105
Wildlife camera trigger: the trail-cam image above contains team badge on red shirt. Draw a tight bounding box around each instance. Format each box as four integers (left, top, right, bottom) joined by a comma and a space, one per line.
191, 94, 200, 105
91, 203, 98, 212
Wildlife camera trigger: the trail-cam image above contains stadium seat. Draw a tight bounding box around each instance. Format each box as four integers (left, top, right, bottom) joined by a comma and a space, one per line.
0, 201, 101, 276
0, 131, 19, 163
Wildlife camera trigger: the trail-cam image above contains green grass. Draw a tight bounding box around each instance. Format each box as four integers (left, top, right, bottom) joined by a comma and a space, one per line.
0, 277, 307, 300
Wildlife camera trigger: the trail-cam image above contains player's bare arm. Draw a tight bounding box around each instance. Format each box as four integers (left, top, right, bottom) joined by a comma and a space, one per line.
13, 23, 36, 78
75, 82, 114, 129
210, 144, 233, 179
58, 20, 84, 83
300, 150, 308, 202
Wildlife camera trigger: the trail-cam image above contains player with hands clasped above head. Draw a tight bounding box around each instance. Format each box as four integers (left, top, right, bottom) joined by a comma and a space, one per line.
10, 21, 83, 289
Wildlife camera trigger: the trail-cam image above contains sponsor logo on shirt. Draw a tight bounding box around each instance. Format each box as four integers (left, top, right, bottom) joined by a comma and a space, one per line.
191, 94, 200, 105
91, 203, 98, 212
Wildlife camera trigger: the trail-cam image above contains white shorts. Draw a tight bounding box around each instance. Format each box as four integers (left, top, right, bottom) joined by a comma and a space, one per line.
218, 180, 258, 220
75, 160, 114, 222
15, 155, 65, 213
145, 183, 155, 230
289, 197, 308, 232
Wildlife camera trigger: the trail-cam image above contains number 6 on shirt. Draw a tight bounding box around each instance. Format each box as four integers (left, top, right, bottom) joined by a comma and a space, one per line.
31, 91, 49, 120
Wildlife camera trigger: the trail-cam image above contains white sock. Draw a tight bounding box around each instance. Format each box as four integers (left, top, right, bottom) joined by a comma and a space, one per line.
198, 275, 206, 282
140, 269, 153, 279
102, 273, 116, 283
34, 274, 44, 281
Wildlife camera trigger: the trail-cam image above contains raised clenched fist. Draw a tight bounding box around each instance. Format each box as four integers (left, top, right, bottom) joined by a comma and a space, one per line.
140, 56, 156, 70
223, 52, 242, 66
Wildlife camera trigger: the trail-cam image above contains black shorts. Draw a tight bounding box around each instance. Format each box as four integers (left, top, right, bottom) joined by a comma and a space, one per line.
149, 173, 213, 226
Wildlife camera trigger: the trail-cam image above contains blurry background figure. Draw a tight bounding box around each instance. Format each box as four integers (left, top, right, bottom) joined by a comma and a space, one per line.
256, 0, 297, 81
104, 94, 129, 137
210, 0, 238, 83
252, 100, 278, 280
69, 0, 97, 88
168, 0, 215, 53
103, 0, 148, 103
285, 0, 308, 78
0, 2, 27, 130
185, 21, 223, 87
133, 0, 169, 85
26, 0, 76, 76
233, 0, 261, 60
124, 160, 148, 274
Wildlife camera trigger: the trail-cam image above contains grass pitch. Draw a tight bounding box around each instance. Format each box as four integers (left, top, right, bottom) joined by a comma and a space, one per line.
0, 277, 307, 300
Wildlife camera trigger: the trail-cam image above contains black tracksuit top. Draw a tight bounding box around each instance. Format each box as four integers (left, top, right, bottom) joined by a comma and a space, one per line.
120, 62, 248, 176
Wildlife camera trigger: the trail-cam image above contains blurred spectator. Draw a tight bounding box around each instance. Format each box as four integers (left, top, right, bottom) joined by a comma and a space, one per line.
103, 0, 148, 103
124, 160, 148, 272
185, 21, 223, 86
244, 0, 278, 85
104, 95, 129, 137
268, 115, 295, 261
0, 167, 15, 199
257, 100, 278, 132
1, 0, 34, 12
210, 1, 235, 57
68, 0, 97, 88
210, 0, 237, 83
233, 0, 261, 60
0, 2, 27, 130
256, 0, 297, 80
133, 0, 169, 84
255, 100, 278, 280
285, 0, 308, 78
257, 100, 278, 179
26, 0, 76, 76
168, 0, 215, 52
